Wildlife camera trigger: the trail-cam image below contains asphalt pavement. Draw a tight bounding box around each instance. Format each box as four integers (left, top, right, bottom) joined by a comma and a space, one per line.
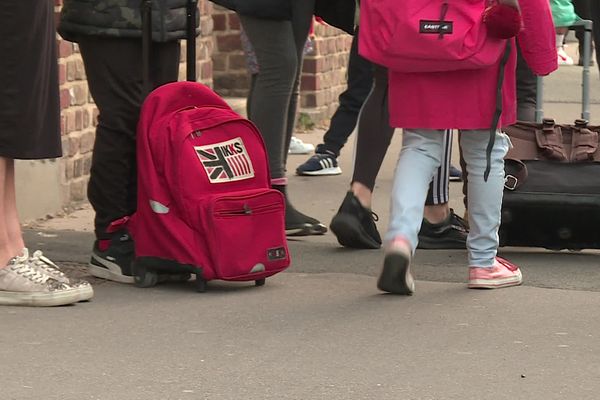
3, 60, 600, 400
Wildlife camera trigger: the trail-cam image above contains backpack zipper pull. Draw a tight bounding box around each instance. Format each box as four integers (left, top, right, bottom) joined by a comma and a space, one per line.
438, 2, 449, 39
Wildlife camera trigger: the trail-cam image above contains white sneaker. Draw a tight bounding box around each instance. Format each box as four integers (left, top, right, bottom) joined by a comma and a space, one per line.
288, 136, 315, 155
0, 255, 80, 307
26, 248, 94, 302
557, 47, 574, 66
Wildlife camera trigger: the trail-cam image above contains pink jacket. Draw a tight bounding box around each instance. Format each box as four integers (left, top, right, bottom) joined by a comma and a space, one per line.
387, 0, 558, 130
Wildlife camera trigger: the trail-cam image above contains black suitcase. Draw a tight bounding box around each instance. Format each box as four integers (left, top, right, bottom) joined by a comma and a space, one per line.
499, 20, 600, 250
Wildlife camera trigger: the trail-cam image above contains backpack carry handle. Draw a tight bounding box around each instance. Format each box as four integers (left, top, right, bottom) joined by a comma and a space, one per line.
142, 0, 198, 97
141, 0, 153, 96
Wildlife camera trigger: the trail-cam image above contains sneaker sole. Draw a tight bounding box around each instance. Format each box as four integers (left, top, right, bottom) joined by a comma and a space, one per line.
330, 213, 381, 249
286, 223, 328, 237
0, 288, 81, 307
288, 149, 314, 155
468, 270, 523, 289
75, 285, 95, 302
296, 167, 342, 176
89, 256, 134, 284
377, 252, 415, 295
449, 176, 462, 182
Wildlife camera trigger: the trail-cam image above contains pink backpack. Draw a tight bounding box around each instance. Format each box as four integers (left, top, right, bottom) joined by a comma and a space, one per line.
359, 0, 507, 73
129, 81, 290, 292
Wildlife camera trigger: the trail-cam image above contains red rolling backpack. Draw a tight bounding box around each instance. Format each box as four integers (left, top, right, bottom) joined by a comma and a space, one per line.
129, 1, 289, 291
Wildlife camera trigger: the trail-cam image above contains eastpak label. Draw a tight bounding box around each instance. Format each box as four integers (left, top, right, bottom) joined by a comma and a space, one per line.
419, 20, 453, 34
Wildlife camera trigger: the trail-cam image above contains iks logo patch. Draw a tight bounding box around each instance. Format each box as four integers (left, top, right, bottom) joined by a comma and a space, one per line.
195, 137, 255, 183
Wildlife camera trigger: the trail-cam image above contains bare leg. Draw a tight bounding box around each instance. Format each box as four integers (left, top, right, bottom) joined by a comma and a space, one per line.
0, 157, 23, 267
423, 204, 450, 224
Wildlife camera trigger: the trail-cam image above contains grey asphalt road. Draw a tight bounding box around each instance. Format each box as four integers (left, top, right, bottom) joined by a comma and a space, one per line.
3, 65, 600, 400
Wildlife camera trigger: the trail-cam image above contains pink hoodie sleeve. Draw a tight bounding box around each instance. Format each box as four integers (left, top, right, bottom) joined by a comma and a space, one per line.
517, 0, 558, 76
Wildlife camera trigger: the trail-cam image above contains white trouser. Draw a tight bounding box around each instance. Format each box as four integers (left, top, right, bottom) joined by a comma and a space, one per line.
385, 129, 510, 267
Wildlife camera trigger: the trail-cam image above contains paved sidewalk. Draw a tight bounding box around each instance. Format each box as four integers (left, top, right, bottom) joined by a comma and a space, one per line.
3, 63, 600, 399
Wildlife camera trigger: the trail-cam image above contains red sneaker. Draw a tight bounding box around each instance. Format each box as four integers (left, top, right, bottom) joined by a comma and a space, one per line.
468, 257, 523, 289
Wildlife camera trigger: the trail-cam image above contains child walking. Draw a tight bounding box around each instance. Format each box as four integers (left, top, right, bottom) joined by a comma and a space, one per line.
359, 0, 558, 294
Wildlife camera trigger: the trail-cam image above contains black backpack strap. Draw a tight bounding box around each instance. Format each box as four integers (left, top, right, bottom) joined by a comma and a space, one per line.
484, 40, 512, 181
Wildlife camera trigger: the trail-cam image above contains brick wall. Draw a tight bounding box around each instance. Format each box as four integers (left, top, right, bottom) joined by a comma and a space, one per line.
300, 24, 352, 129
211, 7, 248, 97
56, 26, 96, 203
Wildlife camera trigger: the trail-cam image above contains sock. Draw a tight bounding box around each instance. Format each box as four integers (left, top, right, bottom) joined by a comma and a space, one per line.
556, 34, 565, 49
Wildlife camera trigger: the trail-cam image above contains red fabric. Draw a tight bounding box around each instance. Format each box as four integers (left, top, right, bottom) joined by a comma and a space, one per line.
130, 82, 290, 281
359, 0, 507, 73
98, 240, 111, 252
359, 0, 557, 129
483, 4, 523, 39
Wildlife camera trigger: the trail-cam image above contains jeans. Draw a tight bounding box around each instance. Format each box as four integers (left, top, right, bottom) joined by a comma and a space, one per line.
352, 65, 453, 205
386, 129, 510, 267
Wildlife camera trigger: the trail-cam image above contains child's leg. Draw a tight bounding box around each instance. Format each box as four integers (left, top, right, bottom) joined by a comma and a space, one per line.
460, 130, 510, 267
386, 129, 446, 251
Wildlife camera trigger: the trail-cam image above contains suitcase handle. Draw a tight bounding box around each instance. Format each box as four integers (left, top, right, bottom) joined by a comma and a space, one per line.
535, 19, 594, 123
142, 0, 199, 97
186, 0, 198, 82
141, 0, 153, 96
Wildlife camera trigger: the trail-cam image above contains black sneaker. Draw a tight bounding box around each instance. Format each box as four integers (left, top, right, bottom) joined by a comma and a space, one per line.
296, 152, 342, 176
449, 165, 463, 182
417, 209, 468, 249
88, 231, 135, 283
330, 191, 382, 249
285, 207, 328, 236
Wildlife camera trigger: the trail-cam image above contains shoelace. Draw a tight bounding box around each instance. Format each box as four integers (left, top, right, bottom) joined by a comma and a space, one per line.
495, 257, 518, 271
29, 250, 68, 280
10, 262, 49, 284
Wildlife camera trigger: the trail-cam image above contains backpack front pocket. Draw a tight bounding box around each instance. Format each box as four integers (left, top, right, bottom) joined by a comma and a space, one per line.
198, 189, 290, 280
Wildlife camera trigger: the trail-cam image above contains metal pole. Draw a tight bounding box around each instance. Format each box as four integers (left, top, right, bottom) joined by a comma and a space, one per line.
535, 76, 544, 123
580, 20, 593, 121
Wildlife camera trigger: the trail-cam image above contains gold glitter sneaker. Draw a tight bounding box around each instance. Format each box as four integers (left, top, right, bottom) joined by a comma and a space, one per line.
0, 255, 80, 307
25, 248, 94, 302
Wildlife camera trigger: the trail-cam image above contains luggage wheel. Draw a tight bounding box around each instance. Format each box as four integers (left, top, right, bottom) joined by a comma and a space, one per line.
168, 273, 192, 282
135, 269, 159, 288
255, 278, 266, 287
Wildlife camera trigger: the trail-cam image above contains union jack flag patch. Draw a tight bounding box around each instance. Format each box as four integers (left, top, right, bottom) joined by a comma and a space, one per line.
195, 137, 255, 183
